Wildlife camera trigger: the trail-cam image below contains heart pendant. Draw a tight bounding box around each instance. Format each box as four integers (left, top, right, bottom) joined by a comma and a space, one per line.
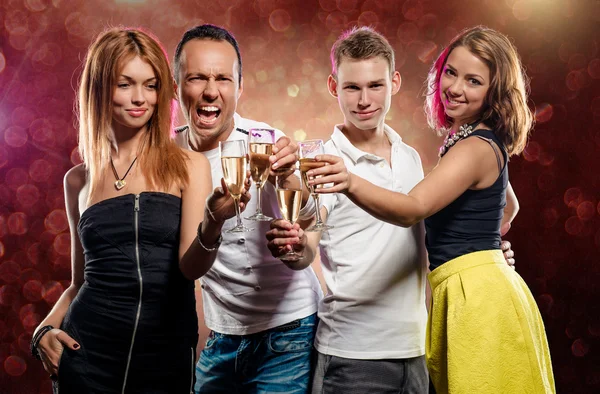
115, 179, 126, 190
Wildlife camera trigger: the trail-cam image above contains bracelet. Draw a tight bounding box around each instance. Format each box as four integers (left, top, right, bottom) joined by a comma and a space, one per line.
31, 325, 54, 360
205, 207, 218, 223
197, 225, 222, 252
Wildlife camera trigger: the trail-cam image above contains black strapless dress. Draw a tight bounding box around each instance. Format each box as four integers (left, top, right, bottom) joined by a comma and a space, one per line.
55, 192, 198, 393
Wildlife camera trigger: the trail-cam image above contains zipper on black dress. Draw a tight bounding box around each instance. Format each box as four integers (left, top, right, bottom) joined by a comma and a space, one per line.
122, 194, 143, 394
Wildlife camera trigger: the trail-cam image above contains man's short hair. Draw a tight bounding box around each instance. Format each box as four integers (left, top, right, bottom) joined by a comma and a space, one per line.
173, 24, 242, 83
330, 26, 395, 78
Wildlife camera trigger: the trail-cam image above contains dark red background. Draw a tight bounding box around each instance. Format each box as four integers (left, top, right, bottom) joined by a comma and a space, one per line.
1, 0, 598, 392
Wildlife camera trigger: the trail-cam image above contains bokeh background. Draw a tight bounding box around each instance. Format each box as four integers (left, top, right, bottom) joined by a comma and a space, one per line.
0, 0, 598, 392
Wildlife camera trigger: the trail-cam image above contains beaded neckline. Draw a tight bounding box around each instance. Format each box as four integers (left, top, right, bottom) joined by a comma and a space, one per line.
438, 120, 482, 157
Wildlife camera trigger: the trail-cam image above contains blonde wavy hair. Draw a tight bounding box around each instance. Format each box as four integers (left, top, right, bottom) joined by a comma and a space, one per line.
77, 27, 188, 200
424, 26, 533, 156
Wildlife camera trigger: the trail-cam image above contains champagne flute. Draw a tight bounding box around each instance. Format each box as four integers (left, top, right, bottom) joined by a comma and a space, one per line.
275, 172, 303, 262
247, 128, 275, 221
299, 139, 333, 232
220, 140, 253, 233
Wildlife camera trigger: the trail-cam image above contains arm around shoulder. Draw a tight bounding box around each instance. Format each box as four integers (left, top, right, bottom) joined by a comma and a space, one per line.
344, 137, 494, 227
501, 182, 519, 235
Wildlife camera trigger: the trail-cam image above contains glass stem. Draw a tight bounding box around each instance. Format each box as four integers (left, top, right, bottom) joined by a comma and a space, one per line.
313, 193, 322, 224
255, 183, 263, 214
233, 196, 242, 227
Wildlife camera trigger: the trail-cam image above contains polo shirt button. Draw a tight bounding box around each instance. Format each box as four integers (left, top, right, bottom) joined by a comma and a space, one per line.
379, 163, 385, 168
254, 285, 261, 291
238, 238, 246, 244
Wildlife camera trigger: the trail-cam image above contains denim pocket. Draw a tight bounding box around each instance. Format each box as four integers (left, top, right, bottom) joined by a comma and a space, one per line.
204, 331, 223, 350
268, 328, 314, 353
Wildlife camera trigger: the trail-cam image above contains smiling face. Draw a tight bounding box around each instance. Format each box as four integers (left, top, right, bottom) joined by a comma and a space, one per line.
176, 39, 243, 151
111, 55, 157, 135
439, 46, 491, 128
328, 55, 400, 133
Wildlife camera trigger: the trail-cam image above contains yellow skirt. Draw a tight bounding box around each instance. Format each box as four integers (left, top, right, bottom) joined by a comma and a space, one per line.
426, 250, 555, 394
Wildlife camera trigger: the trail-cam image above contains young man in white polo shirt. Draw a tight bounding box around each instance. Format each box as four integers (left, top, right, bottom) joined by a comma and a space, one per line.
267, 27, 429, 393
268, 26, 516, 392
172, 24, 323, 393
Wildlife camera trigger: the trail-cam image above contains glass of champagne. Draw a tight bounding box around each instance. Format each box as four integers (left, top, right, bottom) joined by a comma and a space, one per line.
247, 128, 275, 221
275, 172, 303, 262
299, 139, 333, 232
220, 140, 253, 233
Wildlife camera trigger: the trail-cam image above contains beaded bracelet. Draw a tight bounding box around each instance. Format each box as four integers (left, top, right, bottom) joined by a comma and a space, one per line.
197, 225, 222, 252
31, 325, 54, 360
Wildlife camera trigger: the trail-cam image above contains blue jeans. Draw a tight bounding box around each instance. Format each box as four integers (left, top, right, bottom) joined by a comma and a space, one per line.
194, 313, 317, 394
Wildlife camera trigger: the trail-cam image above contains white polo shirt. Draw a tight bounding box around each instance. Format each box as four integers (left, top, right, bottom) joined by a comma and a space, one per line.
314, 124, 428, 359
174, 113, 323, 335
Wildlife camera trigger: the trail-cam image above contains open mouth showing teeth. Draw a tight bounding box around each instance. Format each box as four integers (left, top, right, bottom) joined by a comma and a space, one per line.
197, 106, 221, 121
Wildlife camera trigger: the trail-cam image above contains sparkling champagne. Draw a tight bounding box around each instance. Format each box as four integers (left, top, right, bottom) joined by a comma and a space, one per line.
298, 139, 333, 232
276, 188, 302, 223
299, 158, 323, 194
221, 156, 247, 198
249, 142, 273, 187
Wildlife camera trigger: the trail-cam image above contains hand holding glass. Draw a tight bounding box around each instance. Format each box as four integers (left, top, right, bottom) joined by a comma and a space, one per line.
275, 173, 303, 262
299, 139, 333, 232
220, 140, 253, 233
247, 128, 275, 221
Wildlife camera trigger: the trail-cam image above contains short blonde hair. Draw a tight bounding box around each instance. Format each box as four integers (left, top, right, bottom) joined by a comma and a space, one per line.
330, 26, 395, 78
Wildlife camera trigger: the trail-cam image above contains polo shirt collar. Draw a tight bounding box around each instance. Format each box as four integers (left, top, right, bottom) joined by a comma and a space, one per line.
330, 124, 402, 164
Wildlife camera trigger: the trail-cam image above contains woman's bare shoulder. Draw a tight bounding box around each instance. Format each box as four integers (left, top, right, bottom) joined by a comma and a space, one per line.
64, 164, 87, 191
179, 147, 210, 169
62, 164, 88, 218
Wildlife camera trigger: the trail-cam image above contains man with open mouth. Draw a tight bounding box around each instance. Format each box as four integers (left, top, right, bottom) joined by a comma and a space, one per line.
172, 24, 323, 394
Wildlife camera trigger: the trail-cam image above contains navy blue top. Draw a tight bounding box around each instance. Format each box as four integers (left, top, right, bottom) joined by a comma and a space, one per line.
424, 129, 508, 270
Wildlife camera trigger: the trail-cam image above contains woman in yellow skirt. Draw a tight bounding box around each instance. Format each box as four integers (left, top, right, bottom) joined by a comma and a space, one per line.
307, 26, 555, 393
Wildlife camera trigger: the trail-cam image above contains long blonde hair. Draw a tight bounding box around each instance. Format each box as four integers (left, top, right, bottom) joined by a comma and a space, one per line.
77, 27, 188, 199
424, 26, 533, 156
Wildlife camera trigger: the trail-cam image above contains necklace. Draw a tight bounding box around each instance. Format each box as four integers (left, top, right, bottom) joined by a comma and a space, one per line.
110, 156, 138, 190
438, 120, 481, 157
